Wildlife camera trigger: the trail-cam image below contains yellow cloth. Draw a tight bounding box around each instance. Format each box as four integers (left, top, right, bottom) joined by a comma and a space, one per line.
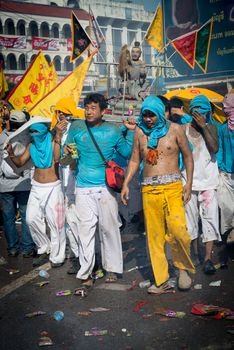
29, 53, 94, 123
145, 5, 164, 52
142, 181, 195, 286
51, 97, 85, 129
0, 68, 9, 100
7, 51, 57, 111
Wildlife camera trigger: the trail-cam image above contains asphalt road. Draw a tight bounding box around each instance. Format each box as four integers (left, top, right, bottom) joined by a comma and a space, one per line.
0, 221, 233, 350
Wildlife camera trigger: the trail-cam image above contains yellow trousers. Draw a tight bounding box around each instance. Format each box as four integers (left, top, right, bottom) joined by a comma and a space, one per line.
142, 181, 195, 286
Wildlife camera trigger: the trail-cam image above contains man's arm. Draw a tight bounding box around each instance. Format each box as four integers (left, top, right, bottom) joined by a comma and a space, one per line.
201, 124, 218, 154
176, 125, 194, 204
115, 120, 136, 160
53, 120, 67, 163
6, 143, 31, 167
192, 111, 218, 153
121, 128, 141, 206
216, 126, 224, 170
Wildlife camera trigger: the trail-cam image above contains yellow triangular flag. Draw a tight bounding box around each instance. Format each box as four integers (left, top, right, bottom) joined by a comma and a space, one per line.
48, 61, 58, 88
7, 51, 57, 111
145, 5, 164, 52
0, 67, 9, 100
29, 52, 94, 123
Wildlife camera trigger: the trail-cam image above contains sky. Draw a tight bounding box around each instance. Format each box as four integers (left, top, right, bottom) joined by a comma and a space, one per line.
132, 0, 160, 12
113, 0, 160, 13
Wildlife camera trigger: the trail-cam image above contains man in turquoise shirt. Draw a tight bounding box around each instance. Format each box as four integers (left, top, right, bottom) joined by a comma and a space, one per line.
64, 93, 135, 288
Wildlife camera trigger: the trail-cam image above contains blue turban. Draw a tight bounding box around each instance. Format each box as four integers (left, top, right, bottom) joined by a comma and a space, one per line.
29, 123, 53, 169
189, 95, 213, 124
177, 114, 193, 125
139, 96, 169, 149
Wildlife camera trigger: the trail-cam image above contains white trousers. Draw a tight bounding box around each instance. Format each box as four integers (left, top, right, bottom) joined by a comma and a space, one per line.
185, 189, 221, 243
75, 186, 123, 280
217, 172, 234, 234
26, 179, 66, 264
65, 196, 79, 258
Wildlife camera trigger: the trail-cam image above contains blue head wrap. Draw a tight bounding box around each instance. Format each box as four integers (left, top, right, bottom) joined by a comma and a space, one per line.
29, 123, 53, 169
189, 95, 213, 124
177, 113, 193, 125
139, 96, 169, 149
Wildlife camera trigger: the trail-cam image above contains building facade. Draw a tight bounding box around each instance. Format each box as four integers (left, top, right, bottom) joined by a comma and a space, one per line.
0, 0, 154, 91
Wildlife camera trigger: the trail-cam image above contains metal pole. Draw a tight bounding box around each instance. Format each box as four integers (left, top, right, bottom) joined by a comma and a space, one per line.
107, 63, 110, 96
122, 71, 127, 117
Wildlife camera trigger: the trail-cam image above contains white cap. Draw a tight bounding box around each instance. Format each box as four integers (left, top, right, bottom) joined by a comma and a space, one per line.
10, 110, 27, 123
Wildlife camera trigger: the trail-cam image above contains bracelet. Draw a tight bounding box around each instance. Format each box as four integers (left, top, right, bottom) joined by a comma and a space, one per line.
54, 139, 61, 145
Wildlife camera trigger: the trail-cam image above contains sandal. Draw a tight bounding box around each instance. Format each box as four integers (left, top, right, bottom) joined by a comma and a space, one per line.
105, 272, 118, 283
147, 281, 175, 295
74, 287, 87, 297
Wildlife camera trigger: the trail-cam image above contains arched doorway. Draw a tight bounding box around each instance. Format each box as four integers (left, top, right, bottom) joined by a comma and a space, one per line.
17, 20, 26, 35
51, 23, 59, 38
29, 21, 38, 36
18, 54, 26, 70
5, 19, 15, 35
64, 56, 73, 71
7, 54, 17, 70
53, 56, 61, 71
44, 55, 51, 64
40, 22, 50, 37
62, 24, 71, 39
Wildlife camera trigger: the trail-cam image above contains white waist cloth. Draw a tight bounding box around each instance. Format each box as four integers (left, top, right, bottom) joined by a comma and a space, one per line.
26, 179, 66, 264
75, 186, 123, 279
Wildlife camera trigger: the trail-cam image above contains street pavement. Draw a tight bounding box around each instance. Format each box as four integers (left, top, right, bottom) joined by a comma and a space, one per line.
0, 221, 233, 350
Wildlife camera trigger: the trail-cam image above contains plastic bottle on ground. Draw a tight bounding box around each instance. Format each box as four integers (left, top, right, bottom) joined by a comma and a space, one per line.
39, 270, 50, 278
53, 311, 64, 321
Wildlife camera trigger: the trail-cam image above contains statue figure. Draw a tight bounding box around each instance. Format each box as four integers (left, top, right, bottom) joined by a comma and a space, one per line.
118, 41, 148, 100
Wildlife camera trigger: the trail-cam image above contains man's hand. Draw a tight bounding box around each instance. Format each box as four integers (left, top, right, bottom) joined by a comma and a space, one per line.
5, 142, 14, 157
192, 111, 206, 129
63, 144, 72, 156
183, 182, 192, 205
123, 118, 137, 131
55, 120, 68, 138
170, 107, 184, 117
121, 185, 130, 206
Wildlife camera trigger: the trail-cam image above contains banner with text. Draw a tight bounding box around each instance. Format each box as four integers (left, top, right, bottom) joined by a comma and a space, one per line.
0, 36, 26, 49
32, 37, 60, 51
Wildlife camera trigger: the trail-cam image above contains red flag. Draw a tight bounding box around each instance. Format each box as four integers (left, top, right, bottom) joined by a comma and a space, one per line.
171, 31, 197, 69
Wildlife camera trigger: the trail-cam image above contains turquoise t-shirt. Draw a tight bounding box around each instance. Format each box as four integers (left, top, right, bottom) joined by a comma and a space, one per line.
217, 123, 234, 173
65, 120, 134, 187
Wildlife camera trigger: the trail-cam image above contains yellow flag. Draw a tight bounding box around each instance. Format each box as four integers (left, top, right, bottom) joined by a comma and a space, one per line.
49, 61, 58, 85
145, 5, 164, 52
0, 67, 9, 99
7, 51, 58, 111
30, 52, 94, 119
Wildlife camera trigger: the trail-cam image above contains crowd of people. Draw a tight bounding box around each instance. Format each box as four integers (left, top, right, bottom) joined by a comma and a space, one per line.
0, 90, 233, 294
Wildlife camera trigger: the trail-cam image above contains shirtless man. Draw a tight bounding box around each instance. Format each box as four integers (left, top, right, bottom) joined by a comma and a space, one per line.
6, 119, 67, 267
121, 96, 195, 293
